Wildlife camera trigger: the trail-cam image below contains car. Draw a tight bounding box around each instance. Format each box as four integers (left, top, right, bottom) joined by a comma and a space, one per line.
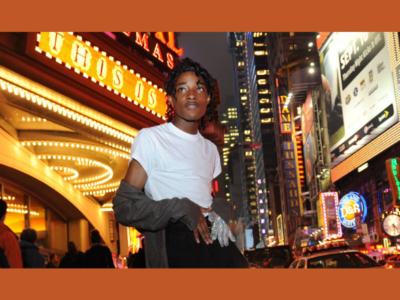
289, 249, 383, 269
244, 245, 294, 268
385, 261, 400, 269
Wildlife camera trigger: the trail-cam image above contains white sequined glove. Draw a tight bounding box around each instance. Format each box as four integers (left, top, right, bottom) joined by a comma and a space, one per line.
208, 211, 236, 247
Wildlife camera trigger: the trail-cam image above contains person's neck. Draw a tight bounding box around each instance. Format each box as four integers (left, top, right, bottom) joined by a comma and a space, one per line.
172, 119, 199, 135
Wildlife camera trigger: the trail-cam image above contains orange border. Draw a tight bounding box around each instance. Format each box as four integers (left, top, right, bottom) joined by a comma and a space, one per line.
1, 1, 399, 299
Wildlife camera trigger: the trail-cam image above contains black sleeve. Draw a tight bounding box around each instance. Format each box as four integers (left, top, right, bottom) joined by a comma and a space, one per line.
105, 247, 115, 268
112, 180, 201, 232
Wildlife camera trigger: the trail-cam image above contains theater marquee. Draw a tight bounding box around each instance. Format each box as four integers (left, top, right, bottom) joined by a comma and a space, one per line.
36, 32, 167, 118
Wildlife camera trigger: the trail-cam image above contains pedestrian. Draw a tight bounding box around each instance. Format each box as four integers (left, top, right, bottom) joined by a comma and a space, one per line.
0, 199, 23, 268
58, 241, 85, 268
19, 228, 45, 268
0, 247, 10, 268
83, 229, 115, 268
113, 58, 249, 268
46, 253, 59, 268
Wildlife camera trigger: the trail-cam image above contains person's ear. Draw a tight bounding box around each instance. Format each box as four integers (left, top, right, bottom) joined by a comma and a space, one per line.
168, 95, 174, 106
207, 96, 210, 103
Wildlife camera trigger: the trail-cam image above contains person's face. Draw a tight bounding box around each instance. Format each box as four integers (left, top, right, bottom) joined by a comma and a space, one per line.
168, 71, 210, 124
53, 255, 59, 263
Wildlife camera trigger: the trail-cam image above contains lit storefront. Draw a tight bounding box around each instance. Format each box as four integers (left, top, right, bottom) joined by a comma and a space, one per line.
0, 32, 184, 263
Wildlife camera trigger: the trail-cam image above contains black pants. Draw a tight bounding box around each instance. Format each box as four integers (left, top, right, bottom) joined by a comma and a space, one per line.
165, 218, 249, 268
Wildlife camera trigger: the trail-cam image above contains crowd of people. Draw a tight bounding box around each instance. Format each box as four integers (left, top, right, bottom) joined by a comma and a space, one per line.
0, 199, 118, 268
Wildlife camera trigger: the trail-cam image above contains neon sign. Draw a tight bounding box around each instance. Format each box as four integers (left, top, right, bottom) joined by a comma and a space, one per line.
37, 32, 167, 118
338, 192, 367, 228
121, 32, 182, 71
386, 157, 400, 207
320, 192, 342, 239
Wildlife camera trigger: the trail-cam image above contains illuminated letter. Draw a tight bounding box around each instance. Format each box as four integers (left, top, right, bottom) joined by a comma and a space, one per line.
148, 88, 157, 108
97, 57, 107, 80
167, 53, 174, 69
281, 107, 290, 114
288, 189, 298, 198
284, 151, 294, 159
280, 95, 287, 105
71, 41, 91, 71
112, 67, 123, 89
290, 198, 299, 207
282, 123, 292, 133
135, 33, 150, 51
281, 113, 291, 122
152, 43, 164, 62
135, 81, 144, 101
49, 32, 64, 55
123, 32, 131, 37
290, 208, 299, 216
167, 32, 183, 56
288, 180, 297, 188
155, 32, 167, 44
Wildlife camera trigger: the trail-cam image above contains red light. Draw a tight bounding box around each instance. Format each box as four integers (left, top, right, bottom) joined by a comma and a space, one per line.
123, 32, 131, 37
214, 180, 219, 192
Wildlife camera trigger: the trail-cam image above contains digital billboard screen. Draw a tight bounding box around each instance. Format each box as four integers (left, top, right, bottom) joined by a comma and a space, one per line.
319, 32, 398, 167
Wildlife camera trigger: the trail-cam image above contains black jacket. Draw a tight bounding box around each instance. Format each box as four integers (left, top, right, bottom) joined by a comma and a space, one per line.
19, 240, 45, 268
84, 244, 115, 268
59, 251, 85, 268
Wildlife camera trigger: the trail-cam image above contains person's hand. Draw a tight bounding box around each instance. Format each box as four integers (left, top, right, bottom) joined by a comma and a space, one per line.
209, 211, 236, 247
193, 207, 213, 245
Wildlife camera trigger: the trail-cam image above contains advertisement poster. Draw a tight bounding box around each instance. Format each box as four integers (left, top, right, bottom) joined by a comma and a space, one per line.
277, 214, 284, 244
301, 90, 314, 144
319, 32, 398, 165
303, 124, 317, 186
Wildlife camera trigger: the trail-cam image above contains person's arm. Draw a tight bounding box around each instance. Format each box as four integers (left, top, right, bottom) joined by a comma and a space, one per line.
114, 163, 213, 245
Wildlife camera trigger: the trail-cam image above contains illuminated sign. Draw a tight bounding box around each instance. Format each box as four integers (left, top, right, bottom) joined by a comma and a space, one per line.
320, 192, 342, 239
386, 157, 400, 207
279, 95, 293, 133
277, 214, 284, 243
118, 32, 182, 72
283, 141, 302, 217
37, 32, 167, 118
338, 192, 367, 228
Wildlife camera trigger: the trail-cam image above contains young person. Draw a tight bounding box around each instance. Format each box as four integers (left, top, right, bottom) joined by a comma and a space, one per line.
0, 199, 23, 268
113, 58, 248, 268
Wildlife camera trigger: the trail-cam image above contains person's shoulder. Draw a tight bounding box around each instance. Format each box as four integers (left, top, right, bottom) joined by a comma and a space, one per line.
201, 136, 218, 152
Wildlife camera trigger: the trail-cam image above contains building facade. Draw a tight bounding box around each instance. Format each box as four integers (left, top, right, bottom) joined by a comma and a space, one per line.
0, 32, 224, 266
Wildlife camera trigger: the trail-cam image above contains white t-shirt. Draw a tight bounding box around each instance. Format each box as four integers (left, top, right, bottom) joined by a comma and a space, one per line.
130, 122, 221, 209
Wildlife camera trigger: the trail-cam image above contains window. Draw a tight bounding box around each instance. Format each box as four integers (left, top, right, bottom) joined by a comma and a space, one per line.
297, 259, 306, 269
258, 79, 267, 85
290, 260, 299, 269
257, 70, 269, 76
260, 108, 271, 113
289, 43, 298, 50
259, 98, 270, 104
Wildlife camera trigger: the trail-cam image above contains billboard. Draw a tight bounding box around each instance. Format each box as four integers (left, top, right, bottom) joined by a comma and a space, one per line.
319, 32, 398, 167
